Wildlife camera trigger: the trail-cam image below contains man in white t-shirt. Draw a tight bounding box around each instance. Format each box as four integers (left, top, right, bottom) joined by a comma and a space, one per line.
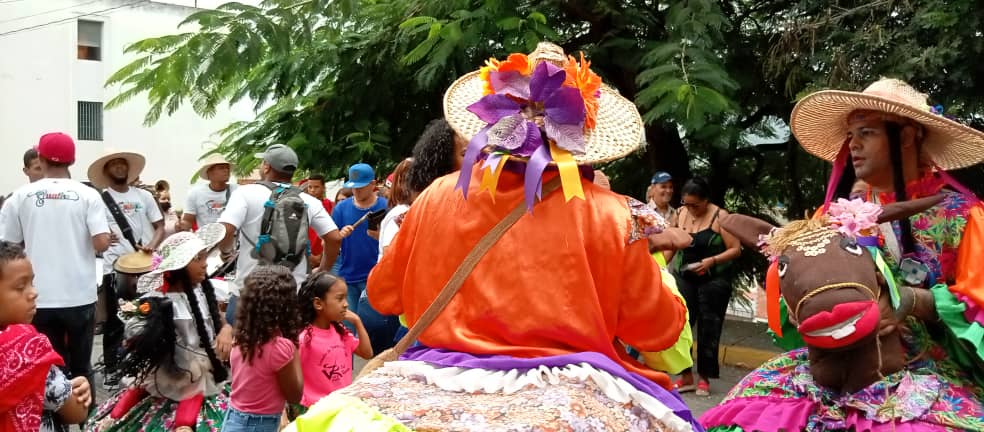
182, 154, 237, 231
87, 151, 165, 388
0, 132, 111, 401
218, 144, 342, 330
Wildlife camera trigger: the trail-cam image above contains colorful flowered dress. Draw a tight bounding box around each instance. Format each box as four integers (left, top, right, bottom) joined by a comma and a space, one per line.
701, 174, 984, 431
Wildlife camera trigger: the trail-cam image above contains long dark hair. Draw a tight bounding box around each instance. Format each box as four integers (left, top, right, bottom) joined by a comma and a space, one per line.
233, 265, 302, 363
408, 119, 458, 194
297, 272, 349, 343
118, 296, 181, 384
166, 269, 228, 383
885, 122, 917, 254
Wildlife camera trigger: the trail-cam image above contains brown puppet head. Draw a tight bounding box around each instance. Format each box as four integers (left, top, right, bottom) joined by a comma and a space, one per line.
720, 195, 942, 391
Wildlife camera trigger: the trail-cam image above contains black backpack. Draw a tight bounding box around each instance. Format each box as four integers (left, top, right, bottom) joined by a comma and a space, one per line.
243, 181, 310, 268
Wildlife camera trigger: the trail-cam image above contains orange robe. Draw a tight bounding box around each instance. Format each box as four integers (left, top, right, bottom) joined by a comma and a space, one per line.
367, 166, 688, 389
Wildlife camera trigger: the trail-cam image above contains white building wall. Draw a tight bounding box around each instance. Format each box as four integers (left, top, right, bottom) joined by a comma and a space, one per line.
0, 0, 255, 207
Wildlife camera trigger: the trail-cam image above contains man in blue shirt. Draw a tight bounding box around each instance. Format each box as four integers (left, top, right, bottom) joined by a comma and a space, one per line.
333, 163, 397, 353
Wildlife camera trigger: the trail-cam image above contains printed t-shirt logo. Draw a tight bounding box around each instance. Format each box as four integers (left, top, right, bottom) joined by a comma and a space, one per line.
28, 190, 80, 207
204, 199, 226, 215
117, 201, 144, 216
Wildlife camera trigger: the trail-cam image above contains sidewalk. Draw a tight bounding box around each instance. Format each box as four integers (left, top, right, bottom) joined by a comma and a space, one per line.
717, 317, 782, 369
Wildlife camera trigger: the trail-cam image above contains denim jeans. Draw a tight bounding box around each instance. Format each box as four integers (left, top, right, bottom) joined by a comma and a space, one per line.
221, 406, 281, 432
225, 294, 239, 327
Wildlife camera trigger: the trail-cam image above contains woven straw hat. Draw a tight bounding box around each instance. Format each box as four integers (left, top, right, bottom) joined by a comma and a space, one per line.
136, 223, 225, 294
443, 43, 645, 165
197, 153, 234, 180
87, 151, 146, 188
114, 251, 153, 274
791, 78, 984, 170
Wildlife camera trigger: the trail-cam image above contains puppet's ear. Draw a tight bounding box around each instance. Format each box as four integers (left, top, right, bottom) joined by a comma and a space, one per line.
878, 194, 944, 223
719, 214, 778, 252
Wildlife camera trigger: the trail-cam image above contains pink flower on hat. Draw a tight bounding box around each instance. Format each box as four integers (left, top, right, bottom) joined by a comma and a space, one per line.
826, 198, 882, 238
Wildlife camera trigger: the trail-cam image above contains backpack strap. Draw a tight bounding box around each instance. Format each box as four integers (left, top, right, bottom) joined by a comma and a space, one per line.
100, 190, 140, 251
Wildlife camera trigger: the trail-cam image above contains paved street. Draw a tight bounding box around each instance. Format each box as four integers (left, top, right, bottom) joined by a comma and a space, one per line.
92, 335, 748, 420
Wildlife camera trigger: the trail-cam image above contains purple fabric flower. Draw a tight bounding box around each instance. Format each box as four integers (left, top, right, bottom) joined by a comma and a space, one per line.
467, 62, 586, 157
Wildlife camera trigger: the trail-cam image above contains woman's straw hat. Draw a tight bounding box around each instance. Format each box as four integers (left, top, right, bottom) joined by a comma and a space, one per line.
136, 223, 225, 294
443, 42, 644, 165
791, 78, 984, 170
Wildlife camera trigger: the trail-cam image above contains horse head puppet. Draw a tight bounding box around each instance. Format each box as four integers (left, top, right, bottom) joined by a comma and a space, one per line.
720, 195, 942, 393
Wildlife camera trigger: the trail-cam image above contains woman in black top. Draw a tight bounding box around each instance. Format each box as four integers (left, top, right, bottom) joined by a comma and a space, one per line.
670, 178, 742, 396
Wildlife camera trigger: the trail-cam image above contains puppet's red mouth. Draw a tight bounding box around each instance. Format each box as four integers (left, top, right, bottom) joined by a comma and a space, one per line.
797, 301, 879, 349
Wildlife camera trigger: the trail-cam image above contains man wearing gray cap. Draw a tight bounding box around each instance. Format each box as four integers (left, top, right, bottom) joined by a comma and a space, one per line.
216, 145, 343, 347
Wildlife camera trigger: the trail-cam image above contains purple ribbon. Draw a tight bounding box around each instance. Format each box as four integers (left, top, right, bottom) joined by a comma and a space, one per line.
455, 126, 492, 198
523, 144, 552, 212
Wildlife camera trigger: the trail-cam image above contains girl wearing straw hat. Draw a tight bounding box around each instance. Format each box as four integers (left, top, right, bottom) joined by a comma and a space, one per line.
286, 43, 699, 432
86, 224, 231, 432
701, 79, 984, 431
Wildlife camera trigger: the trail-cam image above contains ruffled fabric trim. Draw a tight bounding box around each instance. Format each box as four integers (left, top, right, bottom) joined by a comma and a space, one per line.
375, 359, 695, 432
933, 284, 984, 364
700, 396, 947, 432
287, 394, 411, 432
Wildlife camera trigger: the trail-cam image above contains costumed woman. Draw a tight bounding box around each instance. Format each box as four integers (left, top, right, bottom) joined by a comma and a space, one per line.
288, 42, 700, 432
701, 79, 984, 431
87, 224, 231, 432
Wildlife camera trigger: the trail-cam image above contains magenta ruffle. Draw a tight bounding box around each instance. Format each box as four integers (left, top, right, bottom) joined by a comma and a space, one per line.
955, 293, 984, 326
700, 396, 947, 432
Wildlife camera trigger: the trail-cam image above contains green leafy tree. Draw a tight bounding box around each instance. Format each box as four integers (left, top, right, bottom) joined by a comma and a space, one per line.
107, 0, 984, 297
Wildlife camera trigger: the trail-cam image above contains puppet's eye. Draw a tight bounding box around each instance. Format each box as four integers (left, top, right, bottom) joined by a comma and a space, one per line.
840, 237, 863, 256
778, 255, 789, 278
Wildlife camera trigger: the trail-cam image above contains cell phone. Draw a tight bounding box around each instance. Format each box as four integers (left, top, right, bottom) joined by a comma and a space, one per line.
367, 209, 387, 231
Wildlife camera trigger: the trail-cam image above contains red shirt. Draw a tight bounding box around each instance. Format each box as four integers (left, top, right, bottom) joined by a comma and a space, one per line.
309, 199, 334, 256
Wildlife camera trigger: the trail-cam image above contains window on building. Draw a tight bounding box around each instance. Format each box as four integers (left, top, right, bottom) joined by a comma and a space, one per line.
78, 101, 103, 141
77, 21, 102, 61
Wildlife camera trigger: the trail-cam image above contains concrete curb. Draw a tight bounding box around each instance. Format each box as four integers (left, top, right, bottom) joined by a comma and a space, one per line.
719, 344, 781, 369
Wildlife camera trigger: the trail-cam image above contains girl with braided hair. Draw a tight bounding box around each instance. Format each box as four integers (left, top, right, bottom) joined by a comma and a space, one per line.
86, 224, 231, 432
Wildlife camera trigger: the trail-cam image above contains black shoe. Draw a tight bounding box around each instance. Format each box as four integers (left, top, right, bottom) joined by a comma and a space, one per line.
103, 371, 120, 390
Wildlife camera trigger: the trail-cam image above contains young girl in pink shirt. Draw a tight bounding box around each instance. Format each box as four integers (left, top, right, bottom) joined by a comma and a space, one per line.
224, 266, 303, 432
297, 272, 372, 407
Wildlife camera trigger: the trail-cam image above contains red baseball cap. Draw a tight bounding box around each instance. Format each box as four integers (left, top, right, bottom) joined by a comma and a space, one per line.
36, 132, 76, 164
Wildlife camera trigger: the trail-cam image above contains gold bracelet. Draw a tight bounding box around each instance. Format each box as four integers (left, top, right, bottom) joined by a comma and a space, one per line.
910, 286, 919, 317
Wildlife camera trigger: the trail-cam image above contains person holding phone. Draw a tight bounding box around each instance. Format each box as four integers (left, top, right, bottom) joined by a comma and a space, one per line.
332, 163, 394, 355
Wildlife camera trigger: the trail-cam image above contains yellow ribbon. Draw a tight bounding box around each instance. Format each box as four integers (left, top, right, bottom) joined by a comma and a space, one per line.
478, 154, 509, 202
549, 141, 584, 202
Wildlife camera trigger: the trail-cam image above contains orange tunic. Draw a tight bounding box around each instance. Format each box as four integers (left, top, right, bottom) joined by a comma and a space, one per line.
367, 166, 688, 389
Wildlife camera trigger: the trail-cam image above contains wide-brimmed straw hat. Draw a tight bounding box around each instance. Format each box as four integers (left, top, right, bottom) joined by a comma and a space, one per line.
136, 223, 225, 294
197, 153, 234, 180
114, 251, 154, 274
87, 151, 146, 188
791, 78, 984, 170
443, 42, 644, 165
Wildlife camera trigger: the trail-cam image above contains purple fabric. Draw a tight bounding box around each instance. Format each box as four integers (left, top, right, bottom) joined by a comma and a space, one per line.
455, 125, 492, 197
400, 346, 702, 431
468, 94, 521, 124
857, 236, 880, 247
956, 293, 984, 326
700, 396, 946, 432
529, 62, 565, 102
524, 144, 552, 211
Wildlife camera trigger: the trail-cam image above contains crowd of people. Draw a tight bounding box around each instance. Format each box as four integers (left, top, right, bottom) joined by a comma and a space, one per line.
2, 40, 984, 432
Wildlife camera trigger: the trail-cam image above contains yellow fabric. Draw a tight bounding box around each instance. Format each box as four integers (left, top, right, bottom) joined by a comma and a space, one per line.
478, 155, 509, 202
367, 167, 688, 389
638, 266, 694, 375
549, 141, 585, 202
293, 394, 411, 432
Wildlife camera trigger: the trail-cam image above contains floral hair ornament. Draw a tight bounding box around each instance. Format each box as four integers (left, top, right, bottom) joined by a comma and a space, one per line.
453, 43, 609, 210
